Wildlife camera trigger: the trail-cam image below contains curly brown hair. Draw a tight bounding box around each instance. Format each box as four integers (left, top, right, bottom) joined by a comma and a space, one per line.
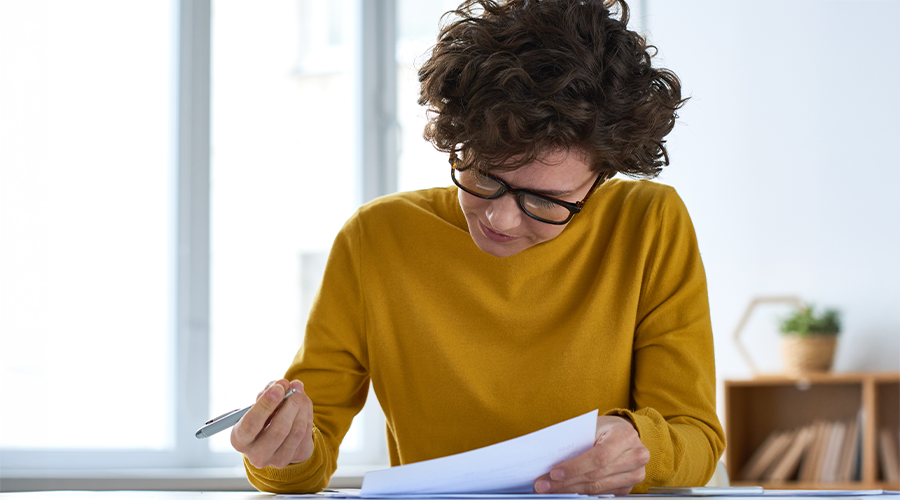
418, 0, 685, 177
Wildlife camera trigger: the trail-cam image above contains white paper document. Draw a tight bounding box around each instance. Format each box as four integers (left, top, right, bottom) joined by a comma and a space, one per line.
280, 490, 590, 499
354, 409, 598, 496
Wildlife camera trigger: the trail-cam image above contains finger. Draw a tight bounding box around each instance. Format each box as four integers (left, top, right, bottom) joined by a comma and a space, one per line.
293, 386, 316, 462
548, 421, 642, 482
268, 382, 315, 468
538, 468, 645, 496
233, 382, 287, 450
536, 444, 649, 494
256, 380, 276, 400
546, 444, 617, 486
269, 383, 311, 460
263, 386, 291, 428
245, 381, 309, 467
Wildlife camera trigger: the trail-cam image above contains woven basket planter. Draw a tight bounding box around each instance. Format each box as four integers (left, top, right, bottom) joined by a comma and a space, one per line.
781, 335, 837, 375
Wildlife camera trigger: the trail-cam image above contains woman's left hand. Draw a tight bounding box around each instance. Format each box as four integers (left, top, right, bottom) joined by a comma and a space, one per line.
533, 415, 650, 495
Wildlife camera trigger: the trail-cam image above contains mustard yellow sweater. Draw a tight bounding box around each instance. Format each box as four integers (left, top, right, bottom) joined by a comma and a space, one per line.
244, 179, 725, 493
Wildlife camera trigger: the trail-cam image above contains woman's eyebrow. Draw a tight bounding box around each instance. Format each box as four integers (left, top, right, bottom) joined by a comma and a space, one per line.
508, 181, 573, 197
490, 171, 575, 197
531, 187, 571, 197
510, 180, 574, 197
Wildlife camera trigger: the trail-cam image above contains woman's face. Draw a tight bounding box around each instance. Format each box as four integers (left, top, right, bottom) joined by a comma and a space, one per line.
457, 149, 597, 258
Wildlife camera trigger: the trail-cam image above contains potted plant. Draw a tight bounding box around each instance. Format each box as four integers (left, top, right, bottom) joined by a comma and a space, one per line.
779, 305, 841, 375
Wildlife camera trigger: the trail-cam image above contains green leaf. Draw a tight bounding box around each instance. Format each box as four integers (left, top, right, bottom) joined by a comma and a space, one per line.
779, 305, 841, 336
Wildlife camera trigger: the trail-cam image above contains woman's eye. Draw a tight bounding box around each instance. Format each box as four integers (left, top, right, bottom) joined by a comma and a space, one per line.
526, 196, 558, 210
471, 171, 498, 189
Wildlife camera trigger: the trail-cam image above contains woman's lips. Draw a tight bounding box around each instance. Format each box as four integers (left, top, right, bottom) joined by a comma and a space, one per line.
479, 220, 518, 242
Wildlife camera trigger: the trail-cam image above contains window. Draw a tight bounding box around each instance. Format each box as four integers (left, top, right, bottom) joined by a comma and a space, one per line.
0, 0, 487, 483
207, 0, 387, 466
0, 0, 176, 459
0, 0, 451, 476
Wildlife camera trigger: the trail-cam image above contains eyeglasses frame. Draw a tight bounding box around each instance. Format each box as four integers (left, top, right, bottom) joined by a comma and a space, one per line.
449, 153, 607, 225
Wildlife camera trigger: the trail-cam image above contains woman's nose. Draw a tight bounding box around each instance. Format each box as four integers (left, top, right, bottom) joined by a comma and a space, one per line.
485, 193, 522, 232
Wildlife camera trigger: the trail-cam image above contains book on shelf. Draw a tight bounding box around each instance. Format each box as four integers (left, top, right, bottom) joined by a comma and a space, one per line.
765, 423, 815, 482
820, 420, 847, 483
836, 412, 862, 482
740, 429, 794, 481
743, 413, 866, 484
798, 420, 829, 483
879, 427, 900, 483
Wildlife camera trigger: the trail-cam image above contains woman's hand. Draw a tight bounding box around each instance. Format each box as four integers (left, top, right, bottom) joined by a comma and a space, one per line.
533, 415, 649, 495
231, 378, 315, 469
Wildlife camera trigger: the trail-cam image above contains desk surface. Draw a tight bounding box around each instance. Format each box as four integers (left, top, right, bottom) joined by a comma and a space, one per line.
0, 493, 272, 500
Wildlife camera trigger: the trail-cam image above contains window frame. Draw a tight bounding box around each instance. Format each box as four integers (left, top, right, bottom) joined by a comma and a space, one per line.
0, 0, 397, 477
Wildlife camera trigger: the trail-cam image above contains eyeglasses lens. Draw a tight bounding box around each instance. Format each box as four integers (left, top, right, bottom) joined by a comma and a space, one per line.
455, 168, 500, 197
453, 168, 571, 223
520, 194, 571, 222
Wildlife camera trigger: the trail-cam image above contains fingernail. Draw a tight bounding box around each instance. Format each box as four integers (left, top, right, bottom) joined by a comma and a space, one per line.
268, 384, 283, 401
535, 480, 551, 493
550, 468, 565, 480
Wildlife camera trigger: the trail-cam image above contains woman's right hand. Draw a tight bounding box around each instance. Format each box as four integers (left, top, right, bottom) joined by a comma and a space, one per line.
231, 378, 315, 469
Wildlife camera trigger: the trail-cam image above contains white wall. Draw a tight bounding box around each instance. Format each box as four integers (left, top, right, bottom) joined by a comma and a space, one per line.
640, 0, 900, 396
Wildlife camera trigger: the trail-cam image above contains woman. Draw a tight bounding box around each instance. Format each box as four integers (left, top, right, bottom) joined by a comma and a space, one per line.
230, 0, 725, 494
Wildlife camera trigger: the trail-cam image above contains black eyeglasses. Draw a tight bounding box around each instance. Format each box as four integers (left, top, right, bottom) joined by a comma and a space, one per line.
449, 153, 607, 225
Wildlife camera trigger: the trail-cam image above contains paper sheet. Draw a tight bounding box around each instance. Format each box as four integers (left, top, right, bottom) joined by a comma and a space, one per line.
279, 491, 591, 499
357, 410, 598, 496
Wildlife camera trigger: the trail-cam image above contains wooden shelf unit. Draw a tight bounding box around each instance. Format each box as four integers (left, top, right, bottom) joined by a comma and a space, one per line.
724, 372, 900, 490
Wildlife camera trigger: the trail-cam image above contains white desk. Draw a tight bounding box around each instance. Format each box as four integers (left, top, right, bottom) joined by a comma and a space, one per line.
0, 493, 271, 500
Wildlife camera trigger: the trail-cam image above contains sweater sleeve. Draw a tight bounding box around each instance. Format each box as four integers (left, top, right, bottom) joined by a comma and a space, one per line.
244, 215, 370, 493
610, 187, 725, 492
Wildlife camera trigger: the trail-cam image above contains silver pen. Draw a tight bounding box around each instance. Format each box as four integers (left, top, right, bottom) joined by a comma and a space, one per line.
195, 388, 296, 439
